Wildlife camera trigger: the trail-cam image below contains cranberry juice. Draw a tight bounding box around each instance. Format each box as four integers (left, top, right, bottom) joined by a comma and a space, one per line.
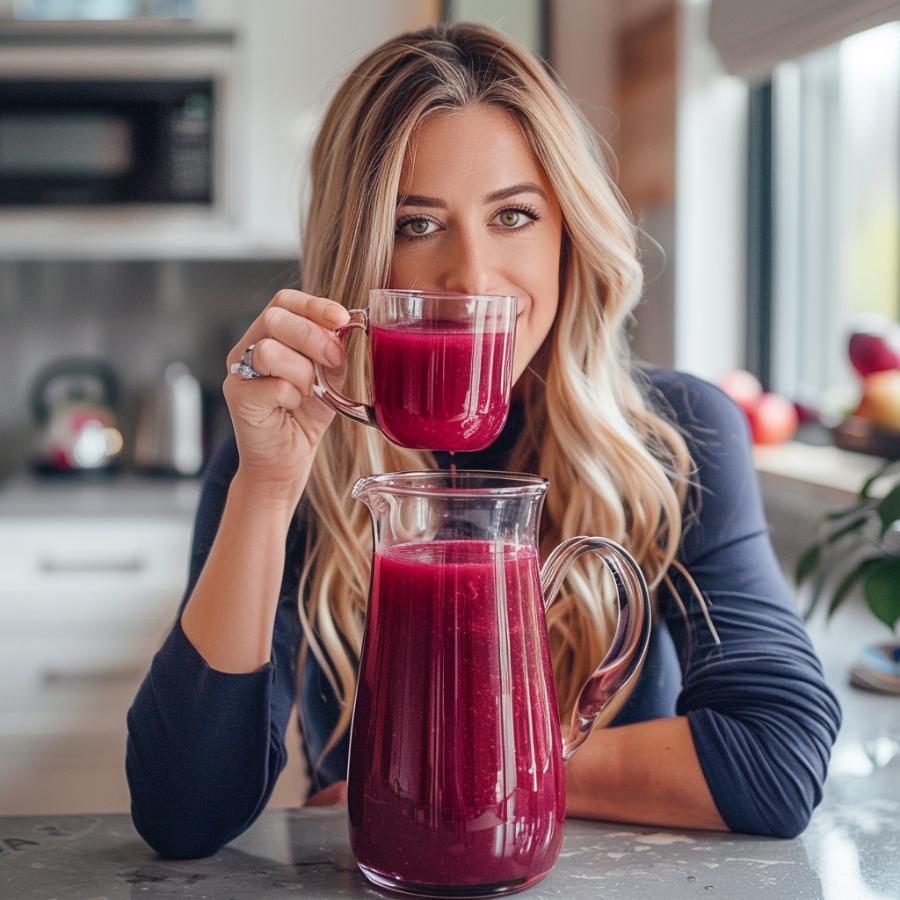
370, 323, 514, 452
348, 540, 565, 894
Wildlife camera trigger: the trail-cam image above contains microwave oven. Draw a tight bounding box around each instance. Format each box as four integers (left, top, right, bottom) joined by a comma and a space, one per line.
0, 23, 237, 225
0, 78, 215, 206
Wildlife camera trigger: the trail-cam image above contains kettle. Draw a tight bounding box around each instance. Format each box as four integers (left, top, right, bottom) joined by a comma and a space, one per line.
133, 362, 204, 476
30, 358, 124, 475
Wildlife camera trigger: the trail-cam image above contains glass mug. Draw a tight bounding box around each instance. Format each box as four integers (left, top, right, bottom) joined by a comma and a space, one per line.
347, 470, 653, 897
312, 289, 518, 452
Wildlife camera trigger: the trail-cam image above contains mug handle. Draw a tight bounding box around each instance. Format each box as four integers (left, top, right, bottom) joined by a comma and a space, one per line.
540, 536, 652, 761
312, 308, 378, 427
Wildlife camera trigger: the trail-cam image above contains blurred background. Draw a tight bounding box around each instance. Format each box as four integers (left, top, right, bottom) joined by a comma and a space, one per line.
0, 0, 897, 817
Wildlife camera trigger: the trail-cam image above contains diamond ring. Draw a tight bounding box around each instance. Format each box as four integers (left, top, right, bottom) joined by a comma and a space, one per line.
229, 343, 264, 380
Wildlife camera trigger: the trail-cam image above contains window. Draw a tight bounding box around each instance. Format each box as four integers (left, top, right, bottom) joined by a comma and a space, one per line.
762, 22, 900, 413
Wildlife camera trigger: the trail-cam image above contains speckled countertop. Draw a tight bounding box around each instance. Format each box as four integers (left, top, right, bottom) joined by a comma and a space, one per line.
1, 583, 898, 899
0, 781, 897, 900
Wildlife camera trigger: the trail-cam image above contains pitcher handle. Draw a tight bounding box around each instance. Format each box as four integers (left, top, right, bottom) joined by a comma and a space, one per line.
540, 536, 652, 761
312, 308, 378, 427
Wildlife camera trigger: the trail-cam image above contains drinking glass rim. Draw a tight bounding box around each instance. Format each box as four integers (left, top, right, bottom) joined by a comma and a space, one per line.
352, 469, 549, 500
369, 288, 518, 304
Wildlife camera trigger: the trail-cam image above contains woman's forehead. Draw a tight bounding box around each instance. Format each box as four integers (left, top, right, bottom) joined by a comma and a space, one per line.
398, 106, 549, 198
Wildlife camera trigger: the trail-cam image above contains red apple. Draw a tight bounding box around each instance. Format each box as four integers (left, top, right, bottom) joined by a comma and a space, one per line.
849, 333, 900, 377
749, 392, 799, 445
848, 317, 900, 377
719, 369, 763, 418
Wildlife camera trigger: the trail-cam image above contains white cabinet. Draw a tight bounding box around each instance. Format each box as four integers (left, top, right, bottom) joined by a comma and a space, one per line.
0, 505, 309, 814
0, 515, 192, 815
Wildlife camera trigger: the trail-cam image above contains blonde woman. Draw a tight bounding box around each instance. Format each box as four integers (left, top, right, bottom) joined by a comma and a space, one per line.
127, 22, 840, 859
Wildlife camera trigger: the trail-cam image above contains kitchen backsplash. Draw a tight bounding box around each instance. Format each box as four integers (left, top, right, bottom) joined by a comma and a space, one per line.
0, 257, 299, 478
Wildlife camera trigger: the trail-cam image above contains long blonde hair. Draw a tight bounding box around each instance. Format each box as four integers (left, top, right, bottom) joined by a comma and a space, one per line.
297, 21, 707, 766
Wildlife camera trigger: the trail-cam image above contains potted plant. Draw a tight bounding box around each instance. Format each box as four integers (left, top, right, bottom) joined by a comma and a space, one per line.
795, 458, 900, 693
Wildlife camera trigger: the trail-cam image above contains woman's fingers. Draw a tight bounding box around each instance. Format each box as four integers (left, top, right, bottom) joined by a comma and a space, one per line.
243, 337, 320, 396
227, 290, 349, 373
261, 306, 345, 369
222, 368, 305, 411
304, 780, 348, 807
268, 288, 350, 330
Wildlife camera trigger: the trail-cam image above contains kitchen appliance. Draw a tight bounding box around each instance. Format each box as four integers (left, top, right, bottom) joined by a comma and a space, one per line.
133, 361, 204, 476
347, 469, 652, 896
30, 357, 124, 475
0, 78, 215, 207
0, 20, 236, 223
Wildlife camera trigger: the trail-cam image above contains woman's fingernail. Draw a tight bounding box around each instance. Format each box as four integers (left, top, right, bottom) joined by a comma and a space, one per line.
324, 304, 348, 327
326, 340, 344, 367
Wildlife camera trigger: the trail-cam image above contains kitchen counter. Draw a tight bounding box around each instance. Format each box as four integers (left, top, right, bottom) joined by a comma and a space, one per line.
1, 785, 898, 900
2, 628, 898, 900
0, 473, 202, 518
1, 561, 897, 899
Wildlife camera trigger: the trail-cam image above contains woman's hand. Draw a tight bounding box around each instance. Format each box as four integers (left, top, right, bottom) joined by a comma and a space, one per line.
224, 289, 349, 503
304, 780, 348, 806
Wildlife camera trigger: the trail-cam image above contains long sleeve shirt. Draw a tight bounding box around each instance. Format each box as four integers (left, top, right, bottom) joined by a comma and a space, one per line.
126, 366, 841, 858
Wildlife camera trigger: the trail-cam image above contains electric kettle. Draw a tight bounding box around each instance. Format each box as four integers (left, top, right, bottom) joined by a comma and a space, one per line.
30, 358, 124, 475
133, 362, 204, 476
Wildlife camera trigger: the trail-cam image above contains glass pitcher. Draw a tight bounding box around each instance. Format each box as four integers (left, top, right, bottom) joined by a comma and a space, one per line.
347, 469, 652, 898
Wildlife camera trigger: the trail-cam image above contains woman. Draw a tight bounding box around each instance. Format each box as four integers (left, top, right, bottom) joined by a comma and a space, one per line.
126, 21, 840, 859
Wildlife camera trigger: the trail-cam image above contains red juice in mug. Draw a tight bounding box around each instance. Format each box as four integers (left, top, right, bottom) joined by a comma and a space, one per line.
347, 540, 565, 893
370, 322, 514, 452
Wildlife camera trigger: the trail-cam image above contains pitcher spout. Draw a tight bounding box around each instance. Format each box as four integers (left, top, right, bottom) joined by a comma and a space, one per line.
351, 475, 392, 517
351, 474, 374, 504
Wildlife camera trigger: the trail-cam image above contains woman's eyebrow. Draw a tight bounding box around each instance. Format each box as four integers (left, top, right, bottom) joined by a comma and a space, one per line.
397, 182, 548, 209
484, 182, 548, 204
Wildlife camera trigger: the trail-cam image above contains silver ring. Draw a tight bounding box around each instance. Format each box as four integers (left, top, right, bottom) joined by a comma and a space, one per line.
229, 343, 264, 380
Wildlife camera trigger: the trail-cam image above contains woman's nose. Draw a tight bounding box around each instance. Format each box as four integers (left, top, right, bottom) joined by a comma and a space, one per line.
439, 230, 494, 296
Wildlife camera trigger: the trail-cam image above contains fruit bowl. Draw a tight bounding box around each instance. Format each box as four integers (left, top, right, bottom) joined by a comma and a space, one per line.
832, 415, 900, 459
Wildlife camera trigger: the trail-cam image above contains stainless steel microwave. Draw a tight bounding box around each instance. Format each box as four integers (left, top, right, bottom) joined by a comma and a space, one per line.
0, 78, 215, 206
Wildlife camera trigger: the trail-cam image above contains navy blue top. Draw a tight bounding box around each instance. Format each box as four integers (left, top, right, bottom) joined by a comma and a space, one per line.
126, 367, 841, 859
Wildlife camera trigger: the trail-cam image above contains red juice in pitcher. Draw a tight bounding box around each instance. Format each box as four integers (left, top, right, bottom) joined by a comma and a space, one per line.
370, 322, 514, 452
347, 540, 565, 894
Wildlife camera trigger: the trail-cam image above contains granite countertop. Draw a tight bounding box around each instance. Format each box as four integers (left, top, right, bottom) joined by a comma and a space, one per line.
1, 785, 898, 900
1, 584, 898, 899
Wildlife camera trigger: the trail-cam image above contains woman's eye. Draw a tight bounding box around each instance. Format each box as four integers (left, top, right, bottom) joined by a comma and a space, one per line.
497, 209, 525, 227
494, 206, 540, 231
402, 218, 436, 237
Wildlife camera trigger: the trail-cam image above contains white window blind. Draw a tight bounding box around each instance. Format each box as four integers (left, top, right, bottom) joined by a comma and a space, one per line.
708, 0, 900, 81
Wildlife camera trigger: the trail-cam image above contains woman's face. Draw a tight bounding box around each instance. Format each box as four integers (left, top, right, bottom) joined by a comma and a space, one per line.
389, 104, 564, 384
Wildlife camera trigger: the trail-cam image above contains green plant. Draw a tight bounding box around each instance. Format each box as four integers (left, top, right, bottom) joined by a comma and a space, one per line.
795, 458, 900, 631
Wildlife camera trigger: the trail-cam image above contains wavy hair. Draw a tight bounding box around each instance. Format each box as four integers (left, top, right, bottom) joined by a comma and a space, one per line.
297, 21, 712, 768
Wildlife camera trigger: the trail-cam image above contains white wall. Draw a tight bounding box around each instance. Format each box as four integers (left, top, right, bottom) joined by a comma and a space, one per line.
675, 0, 749, 380
199, 0, 440, 252
549, 0, 618, 145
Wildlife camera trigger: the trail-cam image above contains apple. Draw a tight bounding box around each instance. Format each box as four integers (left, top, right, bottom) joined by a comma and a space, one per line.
849, 333, 900, 377
748, 392, 799, 445
719, 370, 798, 443
719, 370, 763, 418
858, 369, 900, 432
848, 316, 900, 378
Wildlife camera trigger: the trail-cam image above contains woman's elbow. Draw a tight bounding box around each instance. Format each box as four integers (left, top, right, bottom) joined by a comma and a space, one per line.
759, 803, 813, 840
131, 805, 228, 860
730, 773, 818, 839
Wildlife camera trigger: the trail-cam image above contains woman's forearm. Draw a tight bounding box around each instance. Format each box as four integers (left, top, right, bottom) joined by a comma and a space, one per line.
180, 468, 305, 673
564, 715, 729, 832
